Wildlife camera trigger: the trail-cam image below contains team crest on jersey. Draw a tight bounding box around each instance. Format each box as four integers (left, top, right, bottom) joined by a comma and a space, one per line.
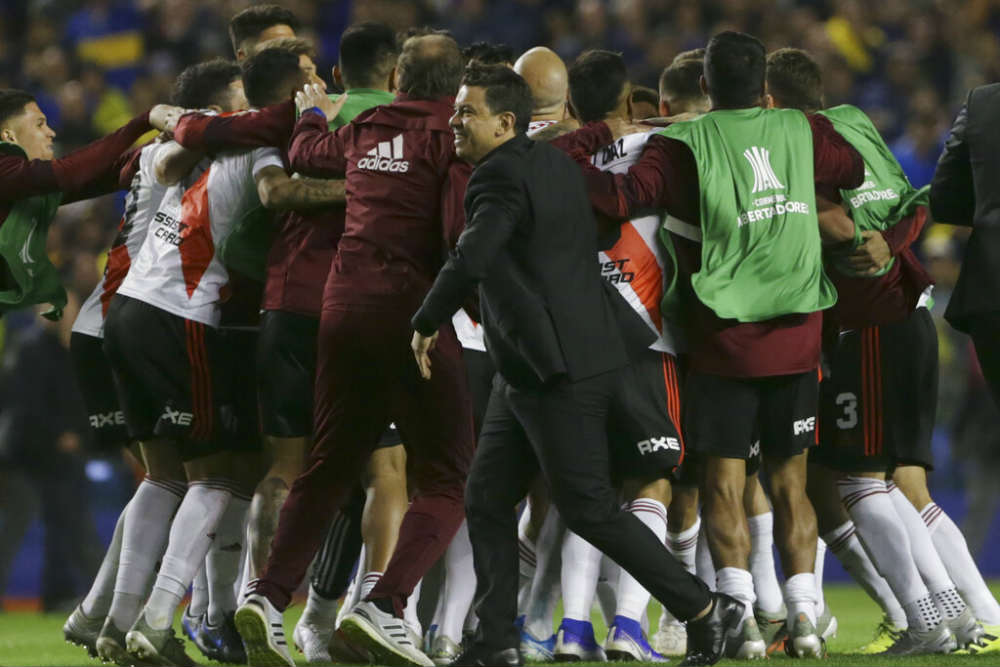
744, 146, 784, 193
357, 134, 410, 173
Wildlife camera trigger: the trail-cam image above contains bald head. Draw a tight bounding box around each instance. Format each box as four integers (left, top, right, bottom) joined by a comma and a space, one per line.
513, 46, 568, 120
397, 33, 464, 100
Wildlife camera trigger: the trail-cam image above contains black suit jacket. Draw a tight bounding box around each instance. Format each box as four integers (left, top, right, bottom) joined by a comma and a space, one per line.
931, 83, 1000, 332
413, 134, 653, 388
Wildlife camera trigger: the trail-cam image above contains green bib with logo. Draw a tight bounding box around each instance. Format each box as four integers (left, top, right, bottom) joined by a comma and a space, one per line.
659, 107, 836, 322
220, 88, 397, 282
0, 142, 65, 320
818, 104, 929, 277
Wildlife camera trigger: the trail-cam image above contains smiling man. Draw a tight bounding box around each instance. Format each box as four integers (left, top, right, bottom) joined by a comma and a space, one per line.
0, 89, 157, 318
411, 63, 743, 667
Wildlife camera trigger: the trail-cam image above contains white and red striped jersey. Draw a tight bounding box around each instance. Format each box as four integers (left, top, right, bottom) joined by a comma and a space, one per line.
118, 146, 282, 327
528, 119, 559, 135
592, 130, 680, 355
72, 142, 178, 338
452, 307, 486, 352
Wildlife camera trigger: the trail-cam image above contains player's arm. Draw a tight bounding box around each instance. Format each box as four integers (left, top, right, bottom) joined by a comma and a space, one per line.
153, 140, 205, 186
809, 114, 865, 192
169, 102, 297, 153
255, 166, 345, 211
816, 194, 859, 245
0, 111, 152, 202
929, 98, 973, 227
287, 84, 350, 177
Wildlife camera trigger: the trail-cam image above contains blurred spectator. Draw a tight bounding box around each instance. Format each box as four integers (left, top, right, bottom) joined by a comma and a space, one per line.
891, 111, 946, 187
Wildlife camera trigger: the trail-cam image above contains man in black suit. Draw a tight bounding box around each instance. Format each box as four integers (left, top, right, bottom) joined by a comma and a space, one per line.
931, 83, 1000, 407
410, 63, 742, 667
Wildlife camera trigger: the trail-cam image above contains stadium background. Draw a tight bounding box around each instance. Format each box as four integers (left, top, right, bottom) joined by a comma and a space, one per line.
0, 0, 997, 612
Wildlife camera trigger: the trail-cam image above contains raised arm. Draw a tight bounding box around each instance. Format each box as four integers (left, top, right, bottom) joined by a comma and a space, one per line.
172, 101, 296, 153
287, 111, 349, 177
929, 98, 973, 227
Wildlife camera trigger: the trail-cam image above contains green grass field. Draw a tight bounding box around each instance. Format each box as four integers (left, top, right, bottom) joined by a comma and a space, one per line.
2, 583, 999, 666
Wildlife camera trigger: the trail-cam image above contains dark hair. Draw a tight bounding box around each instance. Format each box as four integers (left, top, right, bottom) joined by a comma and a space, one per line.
396, 33, 464, 100
659, 59, 704, 103
253, 36, 315, 59
766, 48, 823, 112
461, 63, 533, 135
241, 47, 305, 108
673, 48, 705, 64
339, 22, 399, 89
631, 86, 658, 108
704, 31, 766, 108
171, 59, 242, 109
0, 89, 36, 127
567, 50, 628, 123
463, 41, 515, 66
229, 4, 299, 53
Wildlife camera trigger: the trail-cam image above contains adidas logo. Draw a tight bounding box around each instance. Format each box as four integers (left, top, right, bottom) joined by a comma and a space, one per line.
357, 134, 410, 173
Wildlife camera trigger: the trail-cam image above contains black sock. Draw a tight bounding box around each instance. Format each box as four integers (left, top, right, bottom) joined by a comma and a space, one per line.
371, 596, 395, 616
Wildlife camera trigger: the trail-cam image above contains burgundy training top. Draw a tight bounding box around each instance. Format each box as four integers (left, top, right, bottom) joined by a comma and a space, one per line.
554, 115, 864, 378
288, 93, 467, 310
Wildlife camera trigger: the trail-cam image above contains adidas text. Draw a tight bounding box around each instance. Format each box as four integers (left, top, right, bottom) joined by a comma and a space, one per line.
358, 134, 409, 173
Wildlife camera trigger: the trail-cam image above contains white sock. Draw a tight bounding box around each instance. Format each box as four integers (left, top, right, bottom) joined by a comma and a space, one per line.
360, 571, 383, 600
597, 554, 619, 628
921, 501, 1000, 624
189, 565, 209, 617
109, 478, 185, 632
235, 537, 250, 606
747, 512, 784, 614
783, 572, 818, 627
560, 528, 602, 621
301, 583, 340, 627
144, 481, 232, 630
885, 483, 966, 620
814, 538, 827, 618
81, 501, 128, 619
616, 498, 667, 621
839, 477, 941, 633
661, 516, 700, 628
404, 578, 422, 637
436, 520, 477, 642
517, 504, 537, 609
206, 493, 249, 625
522, 509, 564, 639
823, 520, 906, 628
695, 525, 716, 590
716, 567, 755, 622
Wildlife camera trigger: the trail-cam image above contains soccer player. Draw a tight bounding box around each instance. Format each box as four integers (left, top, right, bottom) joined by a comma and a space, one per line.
513, 46, 570, 133
463, 41, 515, 67
228, 4, 299, 61
559, 31, 864, 659
658, 57, 710, 118
545, 49, 681, 664
235, 33, 474, 667
767, 47, 998, 654
100, 52, 345, 666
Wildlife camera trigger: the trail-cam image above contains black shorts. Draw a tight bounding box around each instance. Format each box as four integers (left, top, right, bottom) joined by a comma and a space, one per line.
257, 310, 319, 438
685, 369, 819, 460
609, 350, 685, 480
103, 294, 233, 460
70, 332, 129, 452
257, 309, 400, 447
219, 327, 262, 453
814, 307, 937, 472
463, 347, 496, 437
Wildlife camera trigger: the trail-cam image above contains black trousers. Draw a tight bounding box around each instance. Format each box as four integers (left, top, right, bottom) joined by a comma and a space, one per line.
465, 370, 712, 651
969, 313, 1000, 410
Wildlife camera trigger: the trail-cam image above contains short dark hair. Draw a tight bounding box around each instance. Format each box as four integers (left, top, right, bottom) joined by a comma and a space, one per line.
631, 86, 658, 108
252, 36, 315, 59
461, 63, 533, 135
463, 41, 515, 66
171, 59, 242, 109
339, 22, 399, 89
396, 34, 464, 100
766, 48, 823, 113
673, 48, 705, 64
659, 59, 704, 103
568, 50, 628, 123
228, 4, 299, 53
0, 89, 36, 127
704, 31, 766, 108
241, 47, 305, 108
